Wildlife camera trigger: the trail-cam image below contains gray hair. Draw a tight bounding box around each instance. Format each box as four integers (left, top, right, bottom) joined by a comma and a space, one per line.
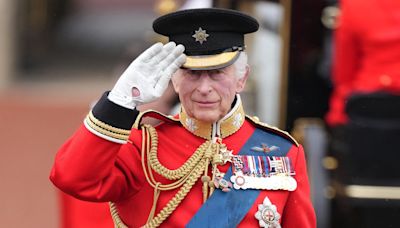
233, 52, 248, 78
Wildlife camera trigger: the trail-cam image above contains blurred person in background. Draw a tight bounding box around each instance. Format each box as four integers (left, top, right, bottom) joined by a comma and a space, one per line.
326, 0, 400, 126
326, 0, 400, 227
50, 8, 315, 227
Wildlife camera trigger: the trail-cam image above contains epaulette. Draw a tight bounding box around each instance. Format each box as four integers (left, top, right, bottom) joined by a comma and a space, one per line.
246, 115, 299, 147
133, 109, 181, 129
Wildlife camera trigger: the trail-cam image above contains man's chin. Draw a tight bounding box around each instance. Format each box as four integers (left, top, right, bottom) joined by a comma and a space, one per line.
193, 112, 220, 123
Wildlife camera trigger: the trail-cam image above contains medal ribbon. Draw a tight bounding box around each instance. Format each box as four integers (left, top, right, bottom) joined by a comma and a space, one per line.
232, 155, 295, 177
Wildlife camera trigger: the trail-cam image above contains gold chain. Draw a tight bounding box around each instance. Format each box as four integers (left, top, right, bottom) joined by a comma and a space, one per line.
141, 124, 212, 190
140, 124, 219, 228
144, 158, 207, 228
147, 125, 208, 180
109, 202, 128, 228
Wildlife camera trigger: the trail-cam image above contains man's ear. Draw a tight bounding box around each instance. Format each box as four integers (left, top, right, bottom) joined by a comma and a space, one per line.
236, 65, 250, 93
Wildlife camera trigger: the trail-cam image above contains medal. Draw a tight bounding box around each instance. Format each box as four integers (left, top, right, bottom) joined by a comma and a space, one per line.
231, 171, 248, 189
230, 155, 297, 191
214, 177, 232, 192
213, 170, 232, 192
286, 176, 297, 191
219, 144, 233, 164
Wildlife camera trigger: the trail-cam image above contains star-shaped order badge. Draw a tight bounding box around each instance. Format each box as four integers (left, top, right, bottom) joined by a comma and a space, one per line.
255, 196, 281, 228
219, 144, 233, 164
192, 27, 209, 44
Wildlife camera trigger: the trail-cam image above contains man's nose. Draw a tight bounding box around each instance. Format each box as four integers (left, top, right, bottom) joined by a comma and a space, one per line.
196, 73, 213, 94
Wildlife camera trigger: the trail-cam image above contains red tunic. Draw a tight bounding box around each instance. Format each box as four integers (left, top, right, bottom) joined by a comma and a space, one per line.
50, 95, 315, 227
326, 0, 400, 126
59, 192, 114, 228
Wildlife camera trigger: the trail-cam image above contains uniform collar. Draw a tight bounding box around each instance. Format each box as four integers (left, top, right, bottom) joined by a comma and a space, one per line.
179, 94, 245, 140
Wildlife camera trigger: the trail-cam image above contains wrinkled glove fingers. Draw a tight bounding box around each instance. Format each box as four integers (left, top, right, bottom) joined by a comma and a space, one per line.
135, 42, 164, 62
152, 44, 185, 84
155, 53, 186, 91
158, 44, 185, 70
163, 53, 186, 77
148, 42, 177, 65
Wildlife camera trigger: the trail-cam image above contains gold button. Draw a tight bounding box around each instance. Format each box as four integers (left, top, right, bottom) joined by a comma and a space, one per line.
322, 156, 338, 170
324, 186, 336, 199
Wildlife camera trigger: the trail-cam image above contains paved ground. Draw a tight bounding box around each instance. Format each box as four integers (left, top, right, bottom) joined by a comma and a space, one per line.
0, 81, 110, 227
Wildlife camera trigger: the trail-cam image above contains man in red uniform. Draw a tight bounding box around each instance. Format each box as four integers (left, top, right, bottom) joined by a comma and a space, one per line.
325, 1, 400, 227
50, 8, 316, 227
326, 0, 400, 126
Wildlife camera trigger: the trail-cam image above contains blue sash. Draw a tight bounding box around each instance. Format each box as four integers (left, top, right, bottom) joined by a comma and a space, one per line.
186, 128, 293, 227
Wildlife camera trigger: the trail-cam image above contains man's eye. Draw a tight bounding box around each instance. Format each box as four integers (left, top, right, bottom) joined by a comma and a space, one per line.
209, 70, 224, 79
184, 70, 200, 79
192, 70, 202, 75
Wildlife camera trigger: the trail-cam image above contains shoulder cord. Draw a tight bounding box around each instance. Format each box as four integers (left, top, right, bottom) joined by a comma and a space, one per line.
147, 126, 206, 180
110, 202, 128, 228
141, 124, 217, 228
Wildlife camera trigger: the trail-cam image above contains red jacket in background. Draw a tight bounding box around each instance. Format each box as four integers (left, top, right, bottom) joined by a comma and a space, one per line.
326, 0, 400, 126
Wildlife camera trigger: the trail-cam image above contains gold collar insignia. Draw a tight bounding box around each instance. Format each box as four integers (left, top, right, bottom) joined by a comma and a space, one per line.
179, 95, 245, 140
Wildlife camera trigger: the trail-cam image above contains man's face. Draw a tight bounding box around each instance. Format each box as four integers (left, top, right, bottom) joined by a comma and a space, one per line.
172, 64, 248, 123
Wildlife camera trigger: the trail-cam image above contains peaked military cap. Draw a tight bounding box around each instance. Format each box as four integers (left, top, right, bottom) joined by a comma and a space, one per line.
153, 8, 259, 70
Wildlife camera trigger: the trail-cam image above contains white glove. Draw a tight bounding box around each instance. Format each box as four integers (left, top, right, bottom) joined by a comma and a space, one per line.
108, 42, 186, 109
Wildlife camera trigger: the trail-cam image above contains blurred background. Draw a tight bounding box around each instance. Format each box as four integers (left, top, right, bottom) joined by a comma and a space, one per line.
1, 0, 399, 227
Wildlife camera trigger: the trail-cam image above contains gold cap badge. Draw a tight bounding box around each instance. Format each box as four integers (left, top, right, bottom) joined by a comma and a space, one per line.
192, 27, 209, 44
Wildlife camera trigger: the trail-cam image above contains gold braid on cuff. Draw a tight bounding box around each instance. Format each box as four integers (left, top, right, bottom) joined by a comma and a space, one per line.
85, 111, 131, 141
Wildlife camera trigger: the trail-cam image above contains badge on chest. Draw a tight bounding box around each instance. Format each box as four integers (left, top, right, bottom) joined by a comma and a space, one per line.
255, 196, 281, 228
